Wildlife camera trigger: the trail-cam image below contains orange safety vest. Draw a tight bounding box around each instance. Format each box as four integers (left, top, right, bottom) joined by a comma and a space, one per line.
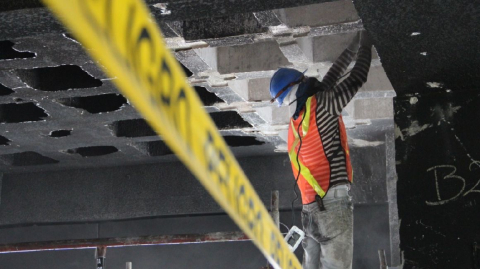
287, 96, 353, 204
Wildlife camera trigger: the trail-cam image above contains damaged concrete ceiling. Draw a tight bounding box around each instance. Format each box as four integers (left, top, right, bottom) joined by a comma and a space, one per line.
355, 0, 480, 94
0, 0, 395, 173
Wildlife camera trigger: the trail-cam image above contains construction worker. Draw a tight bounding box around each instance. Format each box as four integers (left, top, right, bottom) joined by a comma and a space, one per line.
269, 30, 373, 269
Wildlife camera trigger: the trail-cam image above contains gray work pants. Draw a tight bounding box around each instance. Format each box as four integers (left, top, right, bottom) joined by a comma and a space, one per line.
301, 185, 353, 269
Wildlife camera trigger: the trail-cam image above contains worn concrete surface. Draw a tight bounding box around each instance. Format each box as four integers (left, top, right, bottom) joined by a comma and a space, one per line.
0, 149, 389, 225
0, 204, 389, 269
354, 0, 480, 95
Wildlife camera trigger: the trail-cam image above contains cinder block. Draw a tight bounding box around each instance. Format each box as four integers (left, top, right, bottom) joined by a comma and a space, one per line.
255, 105, 290, 125
298, 34, 380, 64
229, 77, 271, 102
274, 0, 360, 27
353, 98, 394, 120
194, 47, 218, 71
195, 41, 290, 74
298, 32, 357, 63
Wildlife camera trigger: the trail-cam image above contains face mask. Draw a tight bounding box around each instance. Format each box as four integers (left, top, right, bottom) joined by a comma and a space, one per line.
282, 85, 299, 107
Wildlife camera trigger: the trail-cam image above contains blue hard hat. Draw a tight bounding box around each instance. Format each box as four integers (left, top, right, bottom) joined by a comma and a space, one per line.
270, 68, 305, 106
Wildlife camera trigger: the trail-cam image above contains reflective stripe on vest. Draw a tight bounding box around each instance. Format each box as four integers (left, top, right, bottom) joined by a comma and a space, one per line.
288, 97, 326, 198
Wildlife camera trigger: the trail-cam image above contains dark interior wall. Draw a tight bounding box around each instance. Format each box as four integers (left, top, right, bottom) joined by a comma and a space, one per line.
395, 89, 480, 269
0, 152, 388, 226
0, 155, 290, 226
352, 1, 480, 267
0, 147, 392, 269
0, 206, 388, 269
0, 215, 268, 269
354, 0, 480, 95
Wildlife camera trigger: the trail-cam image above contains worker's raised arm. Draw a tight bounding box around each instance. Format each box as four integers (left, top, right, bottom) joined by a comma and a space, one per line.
321, 32, 360, 90
319, 31, 373, 116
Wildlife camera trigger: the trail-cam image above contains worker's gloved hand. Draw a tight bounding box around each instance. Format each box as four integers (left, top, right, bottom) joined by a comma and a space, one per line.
360, 30, 373, 47
347, 31, 361, 52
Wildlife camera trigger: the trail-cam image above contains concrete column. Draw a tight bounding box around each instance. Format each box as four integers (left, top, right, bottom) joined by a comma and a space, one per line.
385, 126, 401, 266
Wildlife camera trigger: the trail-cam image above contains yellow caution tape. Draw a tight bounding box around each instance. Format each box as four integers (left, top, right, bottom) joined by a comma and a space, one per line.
42, 0, 302, 268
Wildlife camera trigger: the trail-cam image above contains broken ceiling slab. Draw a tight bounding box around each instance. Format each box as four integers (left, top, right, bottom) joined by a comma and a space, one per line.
0, 0, 395, 171
274, 0, 360, 27
354, 0, 480, 94
183, 13, 267, 41
0, 8, 64, 40
147, 0, 333, 22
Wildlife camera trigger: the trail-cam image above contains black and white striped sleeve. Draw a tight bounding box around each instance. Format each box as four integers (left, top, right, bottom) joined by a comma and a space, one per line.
321, 49, 356, 90
318, 45, 372, 116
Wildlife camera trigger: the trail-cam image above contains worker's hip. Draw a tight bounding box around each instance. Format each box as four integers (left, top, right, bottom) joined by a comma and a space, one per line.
302, 184, 352, 212
301, 184, 353, 242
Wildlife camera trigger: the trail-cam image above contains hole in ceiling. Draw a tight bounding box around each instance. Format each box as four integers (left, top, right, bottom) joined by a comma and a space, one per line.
223, 136, 265, 147
210, 111, 252, 129
110, 119, 157, 138
133, 136, 264, 156
0, 135, 11, 146
0, 151, 59, 166
0, 41, 35, 60
195, 86, 224, 106
132, 140, 173, 157
66, 146, 119, 157
57, 93, 127, 114
0, 102, 48, 123
180, 62, 193, 77
0, 83, 14, 96
111, 111, 250, 138
15, 65, 103, 91
50, 130, 72, 138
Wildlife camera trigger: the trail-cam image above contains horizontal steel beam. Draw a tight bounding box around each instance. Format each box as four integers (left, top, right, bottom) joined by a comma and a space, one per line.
0, 231, 250, 254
